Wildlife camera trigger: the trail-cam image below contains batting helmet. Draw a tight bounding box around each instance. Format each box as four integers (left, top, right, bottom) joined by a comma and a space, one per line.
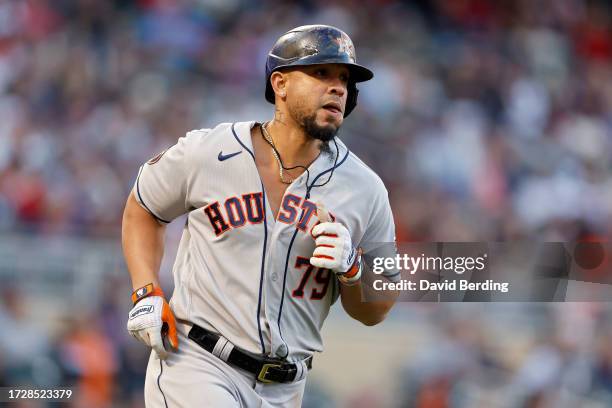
265, 25, 374, 117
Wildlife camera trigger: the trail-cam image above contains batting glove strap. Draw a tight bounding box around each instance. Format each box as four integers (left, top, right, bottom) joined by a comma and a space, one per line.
338, 248, 363, 286
131, 283, 164, 305
310, 221, 354, 273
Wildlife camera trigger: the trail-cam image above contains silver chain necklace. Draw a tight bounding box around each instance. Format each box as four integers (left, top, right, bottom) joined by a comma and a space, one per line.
261, 122, 294, 184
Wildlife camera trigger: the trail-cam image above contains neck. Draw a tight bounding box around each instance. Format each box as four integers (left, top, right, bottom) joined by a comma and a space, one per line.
265, 115, 322, 167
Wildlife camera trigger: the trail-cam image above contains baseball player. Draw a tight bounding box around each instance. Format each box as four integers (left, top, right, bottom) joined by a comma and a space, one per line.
122, 25, 399, 407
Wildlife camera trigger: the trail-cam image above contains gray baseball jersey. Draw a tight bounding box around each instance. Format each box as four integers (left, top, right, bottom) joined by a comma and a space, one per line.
133, 121, 396, 363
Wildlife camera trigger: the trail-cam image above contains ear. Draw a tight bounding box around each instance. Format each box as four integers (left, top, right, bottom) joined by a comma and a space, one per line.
270, 71, 287, 100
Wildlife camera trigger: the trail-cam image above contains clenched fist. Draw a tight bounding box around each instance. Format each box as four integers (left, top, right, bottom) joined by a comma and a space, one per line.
311, 203, 362, 284
127, 284, 178, 359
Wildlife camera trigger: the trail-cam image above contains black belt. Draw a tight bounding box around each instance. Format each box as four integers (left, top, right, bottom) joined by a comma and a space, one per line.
188, 324, 312, 383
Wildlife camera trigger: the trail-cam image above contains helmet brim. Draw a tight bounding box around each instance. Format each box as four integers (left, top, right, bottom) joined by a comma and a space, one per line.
264, 62, 373, 104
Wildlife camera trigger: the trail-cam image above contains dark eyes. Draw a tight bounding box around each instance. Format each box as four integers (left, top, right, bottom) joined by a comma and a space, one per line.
314, 68, 349, 83
314, 68, 327, 78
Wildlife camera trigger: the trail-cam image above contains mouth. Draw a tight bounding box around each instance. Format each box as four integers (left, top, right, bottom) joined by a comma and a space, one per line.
322, 102, 343, 116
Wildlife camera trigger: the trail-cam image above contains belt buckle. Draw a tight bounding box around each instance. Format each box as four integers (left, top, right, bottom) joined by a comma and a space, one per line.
257, 362, 283, 383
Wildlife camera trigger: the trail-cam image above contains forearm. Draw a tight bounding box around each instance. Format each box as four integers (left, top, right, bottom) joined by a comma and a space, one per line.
339, 281, 397, 326
122, 192, 166, 291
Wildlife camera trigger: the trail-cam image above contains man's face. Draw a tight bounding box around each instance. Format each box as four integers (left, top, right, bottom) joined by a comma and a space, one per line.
283, 64, 350, 142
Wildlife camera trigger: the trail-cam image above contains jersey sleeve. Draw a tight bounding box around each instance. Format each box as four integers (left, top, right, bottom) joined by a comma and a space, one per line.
132, 133, 197, 223
359, 184, 400, 282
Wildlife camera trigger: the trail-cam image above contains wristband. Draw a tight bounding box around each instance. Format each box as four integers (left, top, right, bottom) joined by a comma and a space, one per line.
131, 283, 164, 305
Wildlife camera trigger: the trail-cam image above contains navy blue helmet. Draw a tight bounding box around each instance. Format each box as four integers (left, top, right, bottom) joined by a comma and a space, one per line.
265, 25, 374, 117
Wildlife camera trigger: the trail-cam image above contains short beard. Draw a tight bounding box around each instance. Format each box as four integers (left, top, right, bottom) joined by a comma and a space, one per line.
301, 113, 339, 144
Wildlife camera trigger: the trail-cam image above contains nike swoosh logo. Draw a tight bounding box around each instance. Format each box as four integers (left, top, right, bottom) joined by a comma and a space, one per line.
218, 151, 242, 161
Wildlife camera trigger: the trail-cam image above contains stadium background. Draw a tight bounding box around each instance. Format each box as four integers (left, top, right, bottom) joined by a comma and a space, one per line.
1, 0, 612, 406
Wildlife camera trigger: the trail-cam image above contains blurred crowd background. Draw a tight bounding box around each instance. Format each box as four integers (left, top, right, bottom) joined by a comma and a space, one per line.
0, 0, 611, 407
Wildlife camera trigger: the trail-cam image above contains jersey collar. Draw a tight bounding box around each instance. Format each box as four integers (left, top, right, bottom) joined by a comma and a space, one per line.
233, 121, 348, 184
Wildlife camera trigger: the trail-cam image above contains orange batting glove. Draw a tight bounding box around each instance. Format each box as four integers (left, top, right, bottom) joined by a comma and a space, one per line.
127, 284, 179, 359
311, 203, 362, 285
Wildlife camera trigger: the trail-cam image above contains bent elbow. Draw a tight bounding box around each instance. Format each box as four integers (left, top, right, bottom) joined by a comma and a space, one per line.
358, 314, 387, 327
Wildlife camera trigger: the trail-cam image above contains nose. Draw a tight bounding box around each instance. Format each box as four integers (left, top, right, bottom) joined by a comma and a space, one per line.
328, 78, 346, 97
